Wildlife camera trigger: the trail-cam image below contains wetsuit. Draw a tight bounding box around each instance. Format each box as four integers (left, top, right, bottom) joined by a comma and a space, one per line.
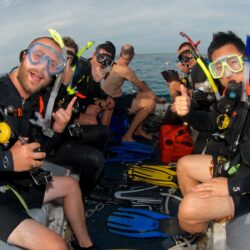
183, 100, 250, 217
0, 75, 60, 242
46, 58, 112, 196
72, 57, 110, 112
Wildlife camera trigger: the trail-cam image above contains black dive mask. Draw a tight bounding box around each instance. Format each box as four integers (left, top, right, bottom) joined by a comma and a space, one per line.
216, 80, 242, 114
96, 53, 114, 67
67, 50, 78, 67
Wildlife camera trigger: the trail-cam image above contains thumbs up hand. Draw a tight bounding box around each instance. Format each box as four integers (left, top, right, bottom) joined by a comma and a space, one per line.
174, 84, 191, 116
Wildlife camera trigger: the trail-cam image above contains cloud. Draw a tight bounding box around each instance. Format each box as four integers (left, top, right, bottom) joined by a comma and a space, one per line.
0, 0, 249, 72
0, 0, 12, 7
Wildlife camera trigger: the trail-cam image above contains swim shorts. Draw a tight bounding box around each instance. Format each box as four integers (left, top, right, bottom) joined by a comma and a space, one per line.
0, 183, 46, 242
113, 93, 137, 118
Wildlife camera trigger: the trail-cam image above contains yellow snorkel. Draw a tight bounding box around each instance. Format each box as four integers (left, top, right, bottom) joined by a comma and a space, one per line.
67, 41, 95, 95
30, 29, 67, 137
180, 31, 221, 100
196, 57, 221, 100
72, 41, 95, 73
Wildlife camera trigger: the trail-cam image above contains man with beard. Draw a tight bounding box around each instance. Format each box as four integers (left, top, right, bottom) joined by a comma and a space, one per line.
0, 36, 99, 250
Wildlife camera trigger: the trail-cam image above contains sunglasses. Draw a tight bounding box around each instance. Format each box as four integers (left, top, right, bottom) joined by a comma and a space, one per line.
96, 53, 114, 67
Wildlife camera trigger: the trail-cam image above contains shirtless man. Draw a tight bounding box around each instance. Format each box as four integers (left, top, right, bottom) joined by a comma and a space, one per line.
101, 44, 156, 142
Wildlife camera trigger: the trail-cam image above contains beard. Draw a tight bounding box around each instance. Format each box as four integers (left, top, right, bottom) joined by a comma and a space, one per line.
17, 63, 51, 95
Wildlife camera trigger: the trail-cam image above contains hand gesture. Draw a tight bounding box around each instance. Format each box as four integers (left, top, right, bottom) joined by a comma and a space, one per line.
10, 140, 46, 172
174, 84, 191, 116
92, 66, 106, 82
52, 96, 77, 133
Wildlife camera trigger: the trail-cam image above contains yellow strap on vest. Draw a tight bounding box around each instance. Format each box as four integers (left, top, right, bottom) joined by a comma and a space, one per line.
5, 185, 29, 213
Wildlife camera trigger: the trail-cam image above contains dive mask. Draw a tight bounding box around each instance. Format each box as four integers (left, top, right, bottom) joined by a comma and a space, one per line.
27, 42, 66, 76
96, 53, 114, 67
209, 54, 244, 79
67, 50, 78, 67
177, 49, 193, 63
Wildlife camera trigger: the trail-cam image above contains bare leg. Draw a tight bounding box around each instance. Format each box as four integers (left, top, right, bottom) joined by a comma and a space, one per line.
177, 154, 212, 195
178, 191, 234, 233
177, 154, 234, 233
101, 108, 114, 126
122, 91, 156, 142
78, 113, 98, 125
8, 219, 67, 250
44, 176, 93, 248
134, 124, 153, 140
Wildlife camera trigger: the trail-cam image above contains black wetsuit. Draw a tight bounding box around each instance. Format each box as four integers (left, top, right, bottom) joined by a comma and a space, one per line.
72, 57, 109, 112
46, 58, 112, 196
183, 103, 250, 217
0, 75, 59, 242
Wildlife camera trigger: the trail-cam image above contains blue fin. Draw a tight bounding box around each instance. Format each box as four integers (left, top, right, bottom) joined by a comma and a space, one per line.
106, 151, 152, 163
120, 141, 155, 154
107, 145, 153, 163
107, 208, 185, 238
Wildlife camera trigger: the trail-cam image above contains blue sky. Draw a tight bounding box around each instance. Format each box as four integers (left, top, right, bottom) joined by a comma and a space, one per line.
0, 0, 249, 72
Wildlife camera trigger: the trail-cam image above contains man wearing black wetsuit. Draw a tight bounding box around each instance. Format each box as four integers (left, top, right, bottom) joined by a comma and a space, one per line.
0, 36, 99, 249
174, 31, 250, 235
47, 40, 115, 196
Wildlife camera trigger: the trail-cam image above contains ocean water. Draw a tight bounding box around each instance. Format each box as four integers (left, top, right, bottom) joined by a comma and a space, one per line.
122, 53, 179, 98
0, 53, 179, 99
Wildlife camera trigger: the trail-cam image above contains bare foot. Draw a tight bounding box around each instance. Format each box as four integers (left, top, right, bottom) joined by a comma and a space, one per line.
134, 129, 153, 140
122, 134, 136, 142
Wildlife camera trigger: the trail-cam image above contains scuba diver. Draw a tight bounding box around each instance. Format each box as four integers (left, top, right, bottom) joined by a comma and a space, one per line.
161, 39, 219, 153
42, 37, 113, 197
0, 35, 100, 250
174, 31, 250, 237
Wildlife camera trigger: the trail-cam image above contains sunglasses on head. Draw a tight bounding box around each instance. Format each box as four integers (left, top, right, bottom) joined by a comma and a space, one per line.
96, 53, 114, 67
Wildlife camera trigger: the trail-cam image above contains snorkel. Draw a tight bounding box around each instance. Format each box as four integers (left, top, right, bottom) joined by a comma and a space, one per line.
72, 41, 95, 73
180, 32, 221, 100
241, 35, 250, 104
66, 41, 95, 95
30, 29, 67, 137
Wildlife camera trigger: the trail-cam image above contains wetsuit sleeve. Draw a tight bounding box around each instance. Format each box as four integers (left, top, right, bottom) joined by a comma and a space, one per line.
228, 166, 250, 195
183, 109, 218, 132
0, 150, 14, 171
228, 120, 250, 195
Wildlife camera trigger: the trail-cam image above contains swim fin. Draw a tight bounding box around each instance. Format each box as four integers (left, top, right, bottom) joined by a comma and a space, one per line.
106, 150, 153, 163
107, 207, 186, 238
128, 164, 178, 187
114, 185, 164, 206
119, 141, 155, 154
107, 143, 154, 163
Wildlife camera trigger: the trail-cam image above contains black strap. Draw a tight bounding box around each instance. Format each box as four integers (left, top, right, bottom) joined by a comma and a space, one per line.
229, 104, 249, 155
